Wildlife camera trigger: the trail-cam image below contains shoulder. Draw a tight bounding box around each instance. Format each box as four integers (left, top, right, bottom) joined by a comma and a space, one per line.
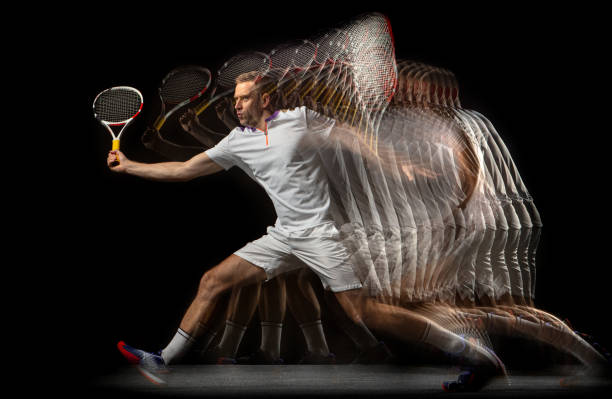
277, 106, 307, 119
279, 106, 323, 124
210, 128, 240, 151
224, 126, 245, 141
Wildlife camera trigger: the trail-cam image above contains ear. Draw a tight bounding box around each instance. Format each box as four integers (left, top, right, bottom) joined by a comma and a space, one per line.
261, 92, 270, 108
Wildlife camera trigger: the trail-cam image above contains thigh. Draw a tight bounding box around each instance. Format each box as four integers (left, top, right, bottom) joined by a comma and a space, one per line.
206, 254, 268, 293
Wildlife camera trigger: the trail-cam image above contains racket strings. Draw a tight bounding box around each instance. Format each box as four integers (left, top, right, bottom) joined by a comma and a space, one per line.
161, 69, 211, 104
217, 52, 271, 90
94, 87, 142, 123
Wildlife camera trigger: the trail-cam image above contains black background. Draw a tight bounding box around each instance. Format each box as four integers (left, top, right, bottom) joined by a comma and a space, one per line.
37, 1, 610, 390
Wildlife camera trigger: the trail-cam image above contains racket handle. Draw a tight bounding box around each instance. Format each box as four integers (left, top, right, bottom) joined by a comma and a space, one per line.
154, 116, 166, 131
111, 139, 120, 166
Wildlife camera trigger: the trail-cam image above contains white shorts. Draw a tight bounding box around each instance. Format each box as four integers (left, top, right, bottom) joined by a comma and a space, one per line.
234, 222, 363, 292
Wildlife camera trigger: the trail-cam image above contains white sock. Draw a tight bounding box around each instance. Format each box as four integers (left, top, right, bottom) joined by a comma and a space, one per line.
260, 322, 283, 358
419, 321, 494, 366
420, 321, 466, 354
217, 320, 247, 357
300, 320, 330, 355
161, 328, 196, 365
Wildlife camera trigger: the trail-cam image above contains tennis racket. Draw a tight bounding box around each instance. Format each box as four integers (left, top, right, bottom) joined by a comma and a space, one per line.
93, 86, 144, 166
152, 65, 212, 132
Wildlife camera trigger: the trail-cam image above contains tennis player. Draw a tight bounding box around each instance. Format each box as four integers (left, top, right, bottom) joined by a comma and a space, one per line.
110, 71, 505, 391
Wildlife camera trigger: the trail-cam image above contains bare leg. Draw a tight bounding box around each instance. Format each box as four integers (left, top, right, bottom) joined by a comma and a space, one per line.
286, 269, 322, 325
215, 282, 262, 359
179, 255, 267, 336
257, 275, 287, 360
259, 275, 287, 324
157, 255, 266, 365
333, 289, 501, 369
286, 269, 333, 361
191, 291, 230, 356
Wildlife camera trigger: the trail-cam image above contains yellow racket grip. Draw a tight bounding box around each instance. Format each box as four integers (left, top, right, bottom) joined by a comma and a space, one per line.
111, 139, 120, 166
195, 100, 212, 116
154, 116, 167, 131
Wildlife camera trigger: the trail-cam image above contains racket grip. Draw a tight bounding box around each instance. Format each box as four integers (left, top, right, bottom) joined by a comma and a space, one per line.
111, 139, 120, 166
154, 116, 166, 131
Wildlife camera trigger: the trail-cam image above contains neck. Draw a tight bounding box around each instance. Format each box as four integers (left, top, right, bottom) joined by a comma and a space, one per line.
255, 109, 273, 131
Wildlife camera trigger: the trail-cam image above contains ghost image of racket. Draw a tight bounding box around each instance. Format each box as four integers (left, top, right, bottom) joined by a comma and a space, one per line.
194, 51, 271, 118
93, 86, 144, 166
152, 65, 212, 132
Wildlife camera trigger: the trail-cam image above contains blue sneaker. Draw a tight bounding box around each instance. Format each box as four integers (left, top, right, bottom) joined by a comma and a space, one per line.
117, 340, 169, 385
442, 347, 507, 392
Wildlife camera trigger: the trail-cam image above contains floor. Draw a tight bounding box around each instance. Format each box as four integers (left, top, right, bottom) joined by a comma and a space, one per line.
83, 364, 611, 398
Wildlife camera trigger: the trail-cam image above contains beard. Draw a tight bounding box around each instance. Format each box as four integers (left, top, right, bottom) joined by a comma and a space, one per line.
238, 96, 263, 128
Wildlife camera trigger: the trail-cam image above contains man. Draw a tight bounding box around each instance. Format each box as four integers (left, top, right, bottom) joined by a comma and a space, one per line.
112, 71, 505, 392
142, 94, 386, 365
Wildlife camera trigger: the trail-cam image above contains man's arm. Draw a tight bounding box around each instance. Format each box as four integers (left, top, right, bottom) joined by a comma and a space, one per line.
107, 150, 223, 182
178, 109, 219, 148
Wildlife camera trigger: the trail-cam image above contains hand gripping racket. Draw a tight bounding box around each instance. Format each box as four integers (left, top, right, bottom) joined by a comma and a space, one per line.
93, 86, 144, 165
152, 65, 212, 132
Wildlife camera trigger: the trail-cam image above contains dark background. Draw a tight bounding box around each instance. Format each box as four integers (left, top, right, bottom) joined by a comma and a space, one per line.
39, 1, 610, 390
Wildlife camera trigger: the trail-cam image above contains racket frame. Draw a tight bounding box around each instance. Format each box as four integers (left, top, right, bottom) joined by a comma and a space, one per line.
153, 66, 212, 131
93, 86, 144, 151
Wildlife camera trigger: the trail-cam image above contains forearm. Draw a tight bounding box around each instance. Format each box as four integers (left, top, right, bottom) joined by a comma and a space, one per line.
116, 150, 223, 182
122, 159, 193, 182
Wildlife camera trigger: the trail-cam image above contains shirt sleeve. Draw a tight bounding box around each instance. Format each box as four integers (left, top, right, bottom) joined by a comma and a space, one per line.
204, 130, 237, 170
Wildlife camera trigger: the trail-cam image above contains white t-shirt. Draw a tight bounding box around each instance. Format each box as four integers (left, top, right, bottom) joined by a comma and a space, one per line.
205, 106, 335, 232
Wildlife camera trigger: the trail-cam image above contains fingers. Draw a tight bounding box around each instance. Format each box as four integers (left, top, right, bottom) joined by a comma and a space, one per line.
179, 108, 198, 131
107, 150, 118, 166
107, 150, 124, 170
180, 108, 196, 122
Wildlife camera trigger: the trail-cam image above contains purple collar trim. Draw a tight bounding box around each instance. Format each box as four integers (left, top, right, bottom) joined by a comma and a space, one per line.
266, 110, 280, 122
240, 110, 280, 132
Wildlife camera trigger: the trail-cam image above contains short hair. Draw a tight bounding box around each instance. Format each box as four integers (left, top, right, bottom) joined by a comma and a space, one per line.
235, 71, 279, 109
235, 71, 262, 85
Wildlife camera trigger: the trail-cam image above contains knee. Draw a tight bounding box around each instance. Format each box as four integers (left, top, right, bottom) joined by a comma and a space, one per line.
196, 269, 223, 302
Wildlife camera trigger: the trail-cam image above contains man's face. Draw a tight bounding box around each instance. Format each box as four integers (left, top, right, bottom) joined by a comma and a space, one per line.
234, 81, 263, 128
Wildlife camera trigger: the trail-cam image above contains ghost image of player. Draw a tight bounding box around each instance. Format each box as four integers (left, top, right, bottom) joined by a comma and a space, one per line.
384, 59, 610, 382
